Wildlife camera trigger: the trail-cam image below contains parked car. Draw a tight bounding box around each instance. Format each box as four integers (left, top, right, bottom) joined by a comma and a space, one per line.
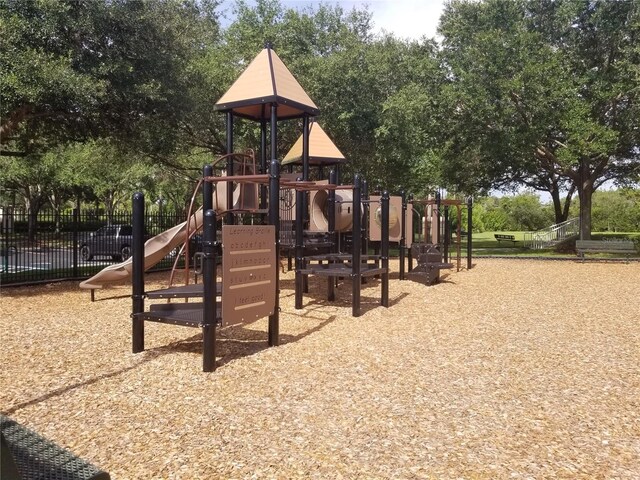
169, 233, 205, 260
80, 225, 140, 261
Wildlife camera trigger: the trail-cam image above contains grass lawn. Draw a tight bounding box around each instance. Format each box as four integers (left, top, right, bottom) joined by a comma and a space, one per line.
457, 231, 640, 258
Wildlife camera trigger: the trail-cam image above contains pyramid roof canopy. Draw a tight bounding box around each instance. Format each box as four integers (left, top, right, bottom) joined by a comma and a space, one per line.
214, 46, 319, 121
282, 122, 346, 166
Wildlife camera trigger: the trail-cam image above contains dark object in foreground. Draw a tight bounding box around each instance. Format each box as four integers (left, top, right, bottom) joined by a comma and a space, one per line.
1, 414, 110, 480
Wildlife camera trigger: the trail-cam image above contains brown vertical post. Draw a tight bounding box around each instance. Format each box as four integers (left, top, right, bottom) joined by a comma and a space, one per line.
435, 191, 442, 246
294, 187, 305, 310
328, 169, 337, 301
362, 180, 369, 256
408, 195, 414, 272
302, 115, 310, 229
467, 196, 473, 270
399, 191, 406, 280
260, 120, 268, 215
444, 205, 449, 262
302, 115, 310, 182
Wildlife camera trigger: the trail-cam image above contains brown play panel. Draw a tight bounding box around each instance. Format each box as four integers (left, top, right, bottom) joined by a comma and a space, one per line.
222, 225, 276, 327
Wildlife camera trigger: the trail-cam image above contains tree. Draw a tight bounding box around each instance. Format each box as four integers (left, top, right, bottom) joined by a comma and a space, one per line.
61, 140, 154, 224
437, 0, 640, 238
1, 0, 224, 220
219, 0, 446, 196
501, 193, 552, 231
0, 153, 55, 241
1, 0, 222, 158
583, 189, 640, 233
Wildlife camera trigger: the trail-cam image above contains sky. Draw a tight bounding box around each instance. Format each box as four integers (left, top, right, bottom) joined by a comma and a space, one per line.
220, 1, 447, 40
285, 0, 446, 40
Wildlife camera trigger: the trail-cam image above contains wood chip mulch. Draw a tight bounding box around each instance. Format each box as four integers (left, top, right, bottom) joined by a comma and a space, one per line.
1, 259, 639, 479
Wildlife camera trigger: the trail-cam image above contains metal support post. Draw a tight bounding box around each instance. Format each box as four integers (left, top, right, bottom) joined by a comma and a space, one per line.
202, 209, 217, 372
268, 159, 280, 346
203, 165, 213, 211
381, 191, 390, 307
132, 192, 145, 353
352, 175, 362, 317
294, 188, 305, 310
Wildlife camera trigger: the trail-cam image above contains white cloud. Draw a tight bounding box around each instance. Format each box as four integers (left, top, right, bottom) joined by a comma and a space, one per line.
362, 0, 445, 40
274, 0, 446, 41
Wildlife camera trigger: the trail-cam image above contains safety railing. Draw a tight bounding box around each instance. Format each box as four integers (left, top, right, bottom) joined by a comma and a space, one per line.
524, 217, 579, 249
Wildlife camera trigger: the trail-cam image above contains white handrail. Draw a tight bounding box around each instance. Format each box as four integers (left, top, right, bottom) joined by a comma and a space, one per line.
524, 217, 579, 249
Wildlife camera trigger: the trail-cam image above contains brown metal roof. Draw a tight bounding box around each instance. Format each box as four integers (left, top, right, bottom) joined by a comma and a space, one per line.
282, 122, 347, 166
214, 47, 319, 121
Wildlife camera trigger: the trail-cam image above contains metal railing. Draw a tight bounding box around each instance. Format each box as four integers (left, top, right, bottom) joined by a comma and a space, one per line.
524, 217, 579, 249
1, 207, 188, 286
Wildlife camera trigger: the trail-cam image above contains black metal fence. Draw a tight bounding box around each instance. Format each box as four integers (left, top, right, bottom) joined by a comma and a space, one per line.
0, 206, 188, 286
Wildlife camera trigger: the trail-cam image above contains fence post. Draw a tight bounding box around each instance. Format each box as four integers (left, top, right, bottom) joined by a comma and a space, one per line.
73, 205, 79, 278
2, 212, 8, 273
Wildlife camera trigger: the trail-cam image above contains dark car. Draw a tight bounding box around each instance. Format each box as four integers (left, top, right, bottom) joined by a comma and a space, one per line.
169, 233, 204, 260
80, 224, 137, 262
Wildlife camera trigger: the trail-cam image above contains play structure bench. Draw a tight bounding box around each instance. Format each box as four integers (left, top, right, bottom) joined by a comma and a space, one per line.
575, 239, 636, 260
1, 414, 110, 480
494, 234, 516, 244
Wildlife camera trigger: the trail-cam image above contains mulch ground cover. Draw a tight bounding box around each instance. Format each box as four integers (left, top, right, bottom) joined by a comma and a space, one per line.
1, 258, 639, 479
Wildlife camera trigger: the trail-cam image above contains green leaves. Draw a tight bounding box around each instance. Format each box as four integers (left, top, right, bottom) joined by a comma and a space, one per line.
437, 0, 640, 233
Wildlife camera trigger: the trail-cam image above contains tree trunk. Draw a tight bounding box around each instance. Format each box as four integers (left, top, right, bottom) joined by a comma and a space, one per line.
27, 208, 39, 243
562, 184, 576, 221
23, 187, 47, 243
578, 161, 594, 240
48, 191, 65, 235
550, 188, 564, 224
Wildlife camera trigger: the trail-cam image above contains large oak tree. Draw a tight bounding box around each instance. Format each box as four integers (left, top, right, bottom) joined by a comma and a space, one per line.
438, 0, 640, 238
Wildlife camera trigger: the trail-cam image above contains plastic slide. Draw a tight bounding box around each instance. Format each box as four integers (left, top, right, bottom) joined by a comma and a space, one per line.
79, 209, 204, 290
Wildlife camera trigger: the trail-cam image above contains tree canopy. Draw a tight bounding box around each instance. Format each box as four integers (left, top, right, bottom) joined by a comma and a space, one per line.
437, 0, 640, 237
1, 0, 639, 239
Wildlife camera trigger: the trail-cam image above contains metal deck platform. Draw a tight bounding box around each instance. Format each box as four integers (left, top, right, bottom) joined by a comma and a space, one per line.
135, 302, 221, 327
145, 283, 221, 299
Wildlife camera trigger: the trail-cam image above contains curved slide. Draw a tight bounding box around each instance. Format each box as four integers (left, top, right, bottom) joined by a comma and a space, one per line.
79, 209, 204, 290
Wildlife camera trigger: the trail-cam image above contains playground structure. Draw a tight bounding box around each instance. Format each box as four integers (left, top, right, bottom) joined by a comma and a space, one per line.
404, 194, 473, 285
130, 161, 282, 372
128, 44, 391, 371
279, 120, 351, 268
78, 44, 471, 371
293, 171, 391, 317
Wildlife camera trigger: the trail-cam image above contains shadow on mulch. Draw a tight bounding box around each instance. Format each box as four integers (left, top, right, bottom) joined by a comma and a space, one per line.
3, 315, 338, 416
154, 314, 337, 368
